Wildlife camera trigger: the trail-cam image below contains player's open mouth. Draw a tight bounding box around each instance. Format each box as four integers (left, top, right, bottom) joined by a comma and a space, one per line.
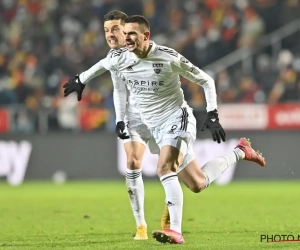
110, 40, 118, 44
126, 42, 135, 47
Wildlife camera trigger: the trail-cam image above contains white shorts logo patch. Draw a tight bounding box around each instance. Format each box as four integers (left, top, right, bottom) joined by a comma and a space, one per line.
167, 125, 178, 134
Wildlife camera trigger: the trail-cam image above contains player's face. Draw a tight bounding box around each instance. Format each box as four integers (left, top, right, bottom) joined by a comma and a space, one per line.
104, 20, 125, 49
124, 23, 149, 52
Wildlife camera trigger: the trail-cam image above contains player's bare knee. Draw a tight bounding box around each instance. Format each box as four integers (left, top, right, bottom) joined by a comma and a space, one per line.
189, 184, 202, 193
156, 166, 170, 177
157, 161, 179, 177
189, 181, 206, 193
127, 157, 142, 170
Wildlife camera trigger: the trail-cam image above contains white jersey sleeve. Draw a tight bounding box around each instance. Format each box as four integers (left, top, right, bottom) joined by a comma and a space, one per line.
170, 54, 217, 112
79, 50, 120, 84
111, 71, 127, 123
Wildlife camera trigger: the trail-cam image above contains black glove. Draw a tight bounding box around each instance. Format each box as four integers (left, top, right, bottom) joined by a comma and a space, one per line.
201, 109, 226, 143
115, 121, 130, 140
63, 75, 85, 101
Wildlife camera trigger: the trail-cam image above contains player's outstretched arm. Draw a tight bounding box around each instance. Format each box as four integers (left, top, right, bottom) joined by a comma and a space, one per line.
171, 52, 226, 143
63, 56, 116, 100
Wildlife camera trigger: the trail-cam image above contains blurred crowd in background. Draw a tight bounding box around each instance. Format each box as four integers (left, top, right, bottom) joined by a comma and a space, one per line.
0, 0, 300, 133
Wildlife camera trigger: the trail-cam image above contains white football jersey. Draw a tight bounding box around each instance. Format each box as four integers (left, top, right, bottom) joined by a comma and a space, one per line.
80, 41, 217, 128
87, 48, 139, 123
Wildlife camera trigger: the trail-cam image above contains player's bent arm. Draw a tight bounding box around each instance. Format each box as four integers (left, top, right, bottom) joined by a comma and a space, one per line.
170, 54, 217, 112
63, 53, 119, 100
111, 72, 127, 123
170, 52, 226, 142
78, 53, 120, 84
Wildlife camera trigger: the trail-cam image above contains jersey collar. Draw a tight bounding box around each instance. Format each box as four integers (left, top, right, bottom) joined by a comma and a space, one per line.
147, 40, 157, 57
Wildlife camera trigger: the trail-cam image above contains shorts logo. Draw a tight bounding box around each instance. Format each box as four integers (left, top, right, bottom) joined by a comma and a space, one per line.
153, 63, 163, 74
167, 125, 178, 134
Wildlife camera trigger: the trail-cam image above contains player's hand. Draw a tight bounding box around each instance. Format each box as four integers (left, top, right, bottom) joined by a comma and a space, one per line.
115, 121, 130, 140
201, 109, 226, 143
63, 75, 86, 101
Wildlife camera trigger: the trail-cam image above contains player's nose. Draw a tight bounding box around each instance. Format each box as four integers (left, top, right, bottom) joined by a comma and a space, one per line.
125, 33, 131, 40
107, 30, 115, 38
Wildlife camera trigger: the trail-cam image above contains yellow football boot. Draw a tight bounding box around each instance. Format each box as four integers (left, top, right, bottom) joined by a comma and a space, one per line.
134, 225, 148, 240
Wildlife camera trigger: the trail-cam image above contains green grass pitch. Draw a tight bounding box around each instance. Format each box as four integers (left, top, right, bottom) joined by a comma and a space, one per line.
0, 180, 299, 250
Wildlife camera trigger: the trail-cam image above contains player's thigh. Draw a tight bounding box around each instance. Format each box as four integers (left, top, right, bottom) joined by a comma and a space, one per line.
157, 144, 184, 176
123, 119, 151, 144
177, 159, 207, 193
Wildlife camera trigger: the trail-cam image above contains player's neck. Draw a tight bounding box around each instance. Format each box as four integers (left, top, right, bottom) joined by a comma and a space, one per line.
134, 43, 152, 59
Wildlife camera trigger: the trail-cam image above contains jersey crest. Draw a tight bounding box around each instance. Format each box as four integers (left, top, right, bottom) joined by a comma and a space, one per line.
153, 63, 163, 74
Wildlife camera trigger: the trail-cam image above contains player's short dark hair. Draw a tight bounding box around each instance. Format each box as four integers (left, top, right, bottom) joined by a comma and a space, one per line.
125, 15, 150, 32
103, 10, 128, 25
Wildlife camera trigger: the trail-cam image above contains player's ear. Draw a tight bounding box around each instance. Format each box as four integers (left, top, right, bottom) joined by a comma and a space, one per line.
144, 31, 150, 41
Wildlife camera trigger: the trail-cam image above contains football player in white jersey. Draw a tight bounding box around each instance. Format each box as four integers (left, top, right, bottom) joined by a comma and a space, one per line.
103, 11, 150, 241
63, 14, 266, 244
